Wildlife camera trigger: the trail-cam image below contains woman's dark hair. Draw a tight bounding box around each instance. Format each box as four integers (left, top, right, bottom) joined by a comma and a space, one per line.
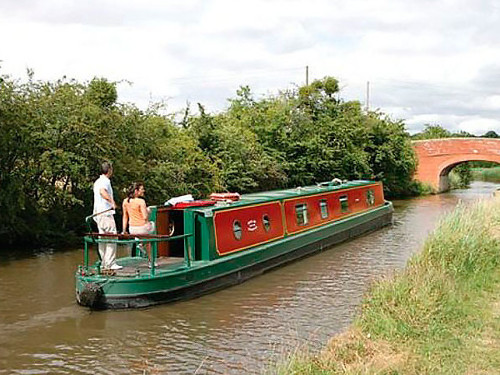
127, 182, 144, 202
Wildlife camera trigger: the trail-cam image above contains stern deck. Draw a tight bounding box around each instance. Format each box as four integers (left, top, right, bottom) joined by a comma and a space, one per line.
113, 256, 185, 277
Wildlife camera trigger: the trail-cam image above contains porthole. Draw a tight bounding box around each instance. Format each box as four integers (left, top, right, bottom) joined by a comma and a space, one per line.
233, 220, 242, 240
263, 214, 271, 232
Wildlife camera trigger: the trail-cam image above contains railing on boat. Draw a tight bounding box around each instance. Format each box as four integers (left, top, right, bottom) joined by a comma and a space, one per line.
83, 208, 193, 277
82, 232, 193, 277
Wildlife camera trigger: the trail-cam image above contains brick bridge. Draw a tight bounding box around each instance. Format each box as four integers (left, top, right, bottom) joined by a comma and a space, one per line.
413, 138, 500, 192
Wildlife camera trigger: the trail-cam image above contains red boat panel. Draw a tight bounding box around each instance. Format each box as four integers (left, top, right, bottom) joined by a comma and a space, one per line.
214, 202, 285, 255
213, 182, 384, 255
284, 183, 384, 234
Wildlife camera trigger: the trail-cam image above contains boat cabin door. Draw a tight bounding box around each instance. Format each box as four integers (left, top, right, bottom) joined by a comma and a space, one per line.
155, 207, 184, 257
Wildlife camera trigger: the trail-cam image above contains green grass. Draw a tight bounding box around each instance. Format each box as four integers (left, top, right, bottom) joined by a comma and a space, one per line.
471, 167, 500, 182
272, 199, 500, 374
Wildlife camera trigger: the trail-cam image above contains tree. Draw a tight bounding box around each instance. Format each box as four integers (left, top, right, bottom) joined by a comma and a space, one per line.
0, 74, 220, 247
365, 113, 417, 196
85, 78, 118, 108
412, 124, 451, 139
0, 73, 422, 248
483, 130, 499, 138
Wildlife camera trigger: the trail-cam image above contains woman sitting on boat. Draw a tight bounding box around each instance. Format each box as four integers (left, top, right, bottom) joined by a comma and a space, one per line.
122, 182, 156, 266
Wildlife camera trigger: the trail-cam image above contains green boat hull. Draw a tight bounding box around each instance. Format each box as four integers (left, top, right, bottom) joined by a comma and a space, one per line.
76, 202, 393, 309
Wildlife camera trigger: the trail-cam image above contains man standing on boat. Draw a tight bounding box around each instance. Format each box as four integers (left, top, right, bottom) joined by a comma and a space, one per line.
93, 161, 122, 270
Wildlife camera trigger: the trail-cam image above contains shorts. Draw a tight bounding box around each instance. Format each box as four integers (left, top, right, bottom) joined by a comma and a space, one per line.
129, 221, 155, 235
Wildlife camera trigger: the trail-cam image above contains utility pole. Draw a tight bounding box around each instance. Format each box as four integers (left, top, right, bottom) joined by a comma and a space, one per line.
365, 81, 370, 111
306, 66, 309, 86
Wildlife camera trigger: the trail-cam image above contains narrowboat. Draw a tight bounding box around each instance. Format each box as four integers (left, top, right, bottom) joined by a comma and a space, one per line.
76, 179, 393, 309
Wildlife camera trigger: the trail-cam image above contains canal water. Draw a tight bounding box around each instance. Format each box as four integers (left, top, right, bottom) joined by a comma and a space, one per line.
0, 181, 497, 374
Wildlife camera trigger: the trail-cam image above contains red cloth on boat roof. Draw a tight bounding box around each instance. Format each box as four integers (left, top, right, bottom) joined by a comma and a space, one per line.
209, 192, 241, 201
174, 200, 216, 208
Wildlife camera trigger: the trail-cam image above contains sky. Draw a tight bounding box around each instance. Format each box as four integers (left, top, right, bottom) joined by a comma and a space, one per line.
1, 0, 500, 135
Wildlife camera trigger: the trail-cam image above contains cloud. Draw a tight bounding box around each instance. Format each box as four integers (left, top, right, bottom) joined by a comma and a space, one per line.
457, 118, 500, 135
0, 0, 202, 26
1, 0, 500, 135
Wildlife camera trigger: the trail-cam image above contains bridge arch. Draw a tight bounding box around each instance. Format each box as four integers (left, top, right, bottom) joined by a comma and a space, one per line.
413, 138, 500, 192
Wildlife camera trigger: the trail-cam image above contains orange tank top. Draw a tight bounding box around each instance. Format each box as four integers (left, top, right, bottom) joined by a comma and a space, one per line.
127, 198, 147, 227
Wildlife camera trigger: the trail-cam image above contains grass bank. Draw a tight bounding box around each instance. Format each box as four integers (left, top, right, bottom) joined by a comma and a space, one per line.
472, 167, 500, 183
274, 198, 500, 374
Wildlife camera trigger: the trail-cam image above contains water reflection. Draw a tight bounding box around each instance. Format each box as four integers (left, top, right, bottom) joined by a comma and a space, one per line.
0, 181, 497, 374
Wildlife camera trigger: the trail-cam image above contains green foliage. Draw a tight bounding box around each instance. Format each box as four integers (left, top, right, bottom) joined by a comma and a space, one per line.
272, 201, 500, 374
469, 161, 497, 168
449, 164, 472, 189
412, 124, 452, 139
405, 181, 434, 196
482, 130, 499, 138
365, 113, 417, 197
216, 78, 416, 194
471, 166, 500, 182
0, 74, 219, 247
355, 200, 500, 373
85, 77, 118, 108
452, 130, 475, 137
412, 124, 474, 140
0, 73, 419, 248
186, 99, 287, 193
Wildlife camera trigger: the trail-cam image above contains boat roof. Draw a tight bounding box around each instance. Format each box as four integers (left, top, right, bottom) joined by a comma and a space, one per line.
183, 180, 379, 214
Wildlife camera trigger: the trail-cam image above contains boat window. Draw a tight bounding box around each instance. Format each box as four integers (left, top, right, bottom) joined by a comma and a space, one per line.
339, 195, 349, 213
263, 214, 271, 232
233, 220, 242, 240
366, 189, 375, 206
295, 204, 309, 226
319, 199, 328, 219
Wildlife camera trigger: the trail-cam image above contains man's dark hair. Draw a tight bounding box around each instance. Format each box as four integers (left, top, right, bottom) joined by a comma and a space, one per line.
101, 161, 113, 175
